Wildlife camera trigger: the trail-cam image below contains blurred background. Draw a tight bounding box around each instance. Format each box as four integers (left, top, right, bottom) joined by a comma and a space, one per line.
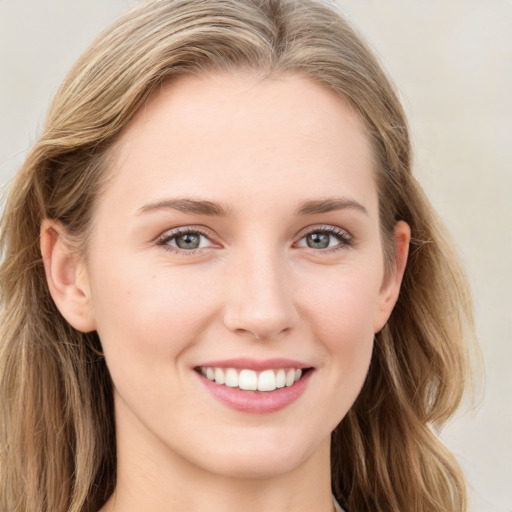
0, 1, 510, 510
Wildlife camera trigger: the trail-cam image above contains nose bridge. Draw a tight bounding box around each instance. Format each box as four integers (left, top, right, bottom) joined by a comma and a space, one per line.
222, 241, 298, 339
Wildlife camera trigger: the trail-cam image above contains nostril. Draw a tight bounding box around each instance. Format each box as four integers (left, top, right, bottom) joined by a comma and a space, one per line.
221, 272, 299, 339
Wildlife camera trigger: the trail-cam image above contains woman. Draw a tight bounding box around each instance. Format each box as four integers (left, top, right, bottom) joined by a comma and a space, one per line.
0, 1, 476, 511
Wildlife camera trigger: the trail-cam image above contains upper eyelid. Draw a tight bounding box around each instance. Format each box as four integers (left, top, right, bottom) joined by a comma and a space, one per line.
155, 224, 352, 249
296, 224, 352, 239
157, 225, 214, 239
294, 226, 354, 252
157, 224, 350, 236
156, 226, 216, 247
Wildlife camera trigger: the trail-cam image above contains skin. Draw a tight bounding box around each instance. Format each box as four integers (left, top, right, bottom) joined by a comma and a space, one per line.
42, 72, 410, 512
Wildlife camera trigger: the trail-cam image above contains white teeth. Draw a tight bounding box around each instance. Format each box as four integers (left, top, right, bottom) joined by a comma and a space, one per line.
214, 367, 225, 385
276, 369, 286, 388
285, 369, 295, 387
257, 369, 276, 392
200, 366, 306, 392
239, 369, 258, 390
225, 368, 238, 388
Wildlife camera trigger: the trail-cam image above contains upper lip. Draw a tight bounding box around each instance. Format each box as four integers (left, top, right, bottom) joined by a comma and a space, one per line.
195, 358, 312, 371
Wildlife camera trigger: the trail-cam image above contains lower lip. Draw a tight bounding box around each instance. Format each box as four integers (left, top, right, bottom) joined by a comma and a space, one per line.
195, 370, 313, 414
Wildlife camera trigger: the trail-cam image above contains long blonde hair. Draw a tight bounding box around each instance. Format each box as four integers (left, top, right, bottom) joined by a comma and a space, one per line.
0, 1, 476, 511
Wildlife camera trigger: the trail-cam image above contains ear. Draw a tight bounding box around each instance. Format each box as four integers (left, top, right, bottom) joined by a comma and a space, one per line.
40, 219, 96, 332
373, 220, 411, 333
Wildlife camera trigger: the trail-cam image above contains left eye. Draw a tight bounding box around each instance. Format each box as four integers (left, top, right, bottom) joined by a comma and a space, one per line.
296, 229, 351, 250
159, 230, 212, 251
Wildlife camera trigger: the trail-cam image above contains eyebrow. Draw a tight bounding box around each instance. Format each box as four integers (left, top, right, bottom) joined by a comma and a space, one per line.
295, 197, 368, 216
138, 198, 230, 216
137, 196, 368, 217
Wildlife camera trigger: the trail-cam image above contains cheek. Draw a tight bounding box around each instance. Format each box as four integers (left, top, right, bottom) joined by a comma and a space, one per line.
89, 261, 224, 423
302, 265, 381, 402
89, 258, 219, 376
320, 290, 375, 381
307, 263, 382, 343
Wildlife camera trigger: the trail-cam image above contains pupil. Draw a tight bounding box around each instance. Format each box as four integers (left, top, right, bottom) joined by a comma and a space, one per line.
307, 232, 329, 249
176, 233, 200, 249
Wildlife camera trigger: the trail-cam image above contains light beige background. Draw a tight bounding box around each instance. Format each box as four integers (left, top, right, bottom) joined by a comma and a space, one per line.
0, 1, 510, 511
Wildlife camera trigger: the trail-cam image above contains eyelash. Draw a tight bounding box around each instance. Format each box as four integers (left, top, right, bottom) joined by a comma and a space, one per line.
156, 227, 213, 255
156, 226, 353, 255
295, 226, 353, 252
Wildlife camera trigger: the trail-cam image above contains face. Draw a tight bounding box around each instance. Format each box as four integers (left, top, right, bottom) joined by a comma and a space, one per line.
64, 72, 407, 480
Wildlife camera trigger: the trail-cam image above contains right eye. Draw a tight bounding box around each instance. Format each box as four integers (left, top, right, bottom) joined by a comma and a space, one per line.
157, 228, 215, 253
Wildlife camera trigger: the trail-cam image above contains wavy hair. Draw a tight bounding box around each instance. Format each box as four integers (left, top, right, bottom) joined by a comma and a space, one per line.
0, 1, 476, 511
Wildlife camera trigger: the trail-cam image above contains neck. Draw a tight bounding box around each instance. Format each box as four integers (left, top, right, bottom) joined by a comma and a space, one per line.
100, 409, 334, 512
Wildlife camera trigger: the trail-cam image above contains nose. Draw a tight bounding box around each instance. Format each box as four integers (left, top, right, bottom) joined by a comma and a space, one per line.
222, 248, 299, 341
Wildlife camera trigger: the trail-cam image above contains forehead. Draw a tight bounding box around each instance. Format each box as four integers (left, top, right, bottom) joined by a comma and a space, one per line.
105, 71, 377, 218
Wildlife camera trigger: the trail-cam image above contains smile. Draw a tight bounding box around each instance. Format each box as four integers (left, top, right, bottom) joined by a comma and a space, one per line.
194, 361, 314, 414
198, 366, 304, 392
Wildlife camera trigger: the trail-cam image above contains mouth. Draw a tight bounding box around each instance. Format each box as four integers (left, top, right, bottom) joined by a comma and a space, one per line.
193, 360, 314, 414
195, 366, 311, 392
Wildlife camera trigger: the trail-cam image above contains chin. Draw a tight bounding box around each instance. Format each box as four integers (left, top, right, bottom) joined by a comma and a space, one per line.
184, 430, 329, 481
202, 451, 309, 480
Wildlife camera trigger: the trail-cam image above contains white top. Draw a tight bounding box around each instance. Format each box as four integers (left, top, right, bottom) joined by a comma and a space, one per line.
333, 495, 345, 512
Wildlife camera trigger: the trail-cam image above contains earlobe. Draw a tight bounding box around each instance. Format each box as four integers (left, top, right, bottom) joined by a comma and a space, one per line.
373, 221, 411, 333
40, 220, 96, 332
